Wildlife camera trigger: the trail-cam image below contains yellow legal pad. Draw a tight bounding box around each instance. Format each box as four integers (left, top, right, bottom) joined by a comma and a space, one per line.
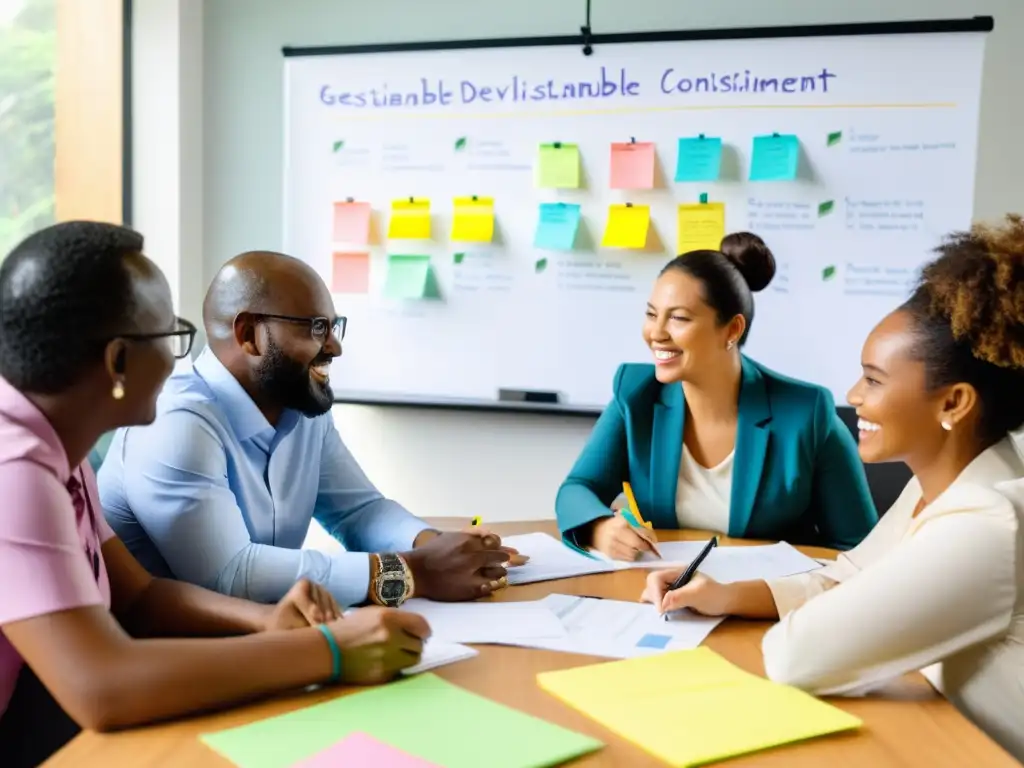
450, 196, 495, 242
537, 648, 861, 767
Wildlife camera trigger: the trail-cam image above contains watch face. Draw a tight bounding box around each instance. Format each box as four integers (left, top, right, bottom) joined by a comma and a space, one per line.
380, 578, 406, 601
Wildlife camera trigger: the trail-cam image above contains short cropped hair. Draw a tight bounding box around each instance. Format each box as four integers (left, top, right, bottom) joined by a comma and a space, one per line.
0, 221, 145, 394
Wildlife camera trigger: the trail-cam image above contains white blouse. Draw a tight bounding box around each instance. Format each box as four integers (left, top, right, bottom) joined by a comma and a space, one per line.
674, 443, 733, 532
762, 437, 1024, 763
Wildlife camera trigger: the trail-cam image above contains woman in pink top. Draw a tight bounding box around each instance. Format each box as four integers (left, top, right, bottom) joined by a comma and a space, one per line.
0, 222, 430, 767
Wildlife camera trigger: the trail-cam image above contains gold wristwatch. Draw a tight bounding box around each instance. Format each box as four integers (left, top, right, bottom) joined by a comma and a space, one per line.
370, 553, 414, 607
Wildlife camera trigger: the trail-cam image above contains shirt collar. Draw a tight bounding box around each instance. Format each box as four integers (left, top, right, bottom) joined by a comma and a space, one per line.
0, 375, 72, 482
192, 347, 275, 442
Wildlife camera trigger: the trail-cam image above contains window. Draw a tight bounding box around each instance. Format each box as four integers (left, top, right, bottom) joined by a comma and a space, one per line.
0, 0, 55, 260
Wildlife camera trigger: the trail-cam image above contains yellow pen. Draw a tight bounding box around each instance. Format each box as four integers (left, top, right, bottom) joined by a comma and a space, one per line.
622, 482, 652, 529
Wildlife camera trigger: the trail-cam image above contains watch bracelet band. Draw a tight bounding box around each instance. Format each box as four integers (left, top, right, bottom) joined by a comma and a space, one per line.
372, 552, 414, 607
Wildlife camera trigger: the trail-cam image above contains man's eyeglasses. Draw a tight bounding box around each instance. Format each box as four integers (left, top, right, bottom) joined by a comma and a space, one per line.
116, 317, 197, 359
254, 314, 347, 344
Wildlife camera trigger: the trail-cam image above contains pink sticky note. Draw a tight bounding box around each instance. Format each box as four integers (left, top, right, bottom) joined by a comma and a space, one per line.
332, 201, 371, 243
331, 251, 370, 293
290, 732, 440, 768
609, 142, 656, 189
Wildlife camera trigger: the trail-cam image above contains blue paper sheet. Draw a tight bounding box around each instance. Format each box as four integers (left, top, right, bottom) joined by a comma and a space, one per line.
534, 203, 581, 250
675, 136, 723, 182
749, 134, 800, 181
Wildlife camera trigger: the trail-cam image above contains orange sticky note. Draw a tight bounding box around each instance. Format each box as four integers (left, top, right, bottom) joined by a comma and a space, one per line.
332, 201, 371, 243
331, 251, 370, 294
610, 142, 656, 189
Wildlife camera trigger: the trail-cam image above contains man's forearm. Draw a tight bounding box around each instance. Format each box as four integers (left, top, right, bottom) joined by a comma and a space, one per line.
121, 578, 272, 638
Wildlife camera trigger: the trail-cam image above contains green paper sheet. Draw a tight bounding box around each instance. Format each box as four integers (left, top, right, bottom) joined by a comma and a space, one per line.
200, 674, 602, 768
384, 254, 441, 299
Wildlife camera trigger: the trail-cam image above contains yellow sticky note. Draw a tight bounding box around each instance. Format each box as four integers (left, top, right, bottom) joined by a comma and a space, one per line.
538, 648, 861, 767
601, 204, 650, 249
536, 143, 580, 188
677, 202, 726, 255
387, 199, 431, 240
450, 196, 494, 243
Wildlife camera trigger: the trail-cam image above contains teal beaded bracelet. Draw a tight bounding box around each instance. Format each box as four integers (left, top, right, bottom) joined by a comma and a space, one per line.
315, 624, 342, 684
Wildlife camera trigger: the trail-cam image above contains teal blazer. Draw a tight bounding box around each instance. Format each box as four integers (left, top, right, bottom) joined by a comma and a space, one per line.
556, 358, 878, 551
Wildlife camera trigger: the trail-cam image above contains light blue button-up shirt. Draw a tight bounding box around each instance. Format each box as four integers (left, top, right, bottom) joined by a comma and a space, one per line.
97, 347, 431, 606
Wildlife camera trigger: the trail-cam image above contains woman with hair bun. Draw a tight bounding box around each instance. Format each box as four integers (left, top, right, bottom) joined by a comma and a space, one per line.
642, 215, 1024, 762
556, 232, 878, 558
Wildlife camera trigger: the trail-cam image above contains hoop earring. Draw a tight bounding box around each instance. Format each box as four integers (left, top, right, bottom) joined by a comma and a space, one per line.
941, 420, 953, 432
112, 381, 125, 401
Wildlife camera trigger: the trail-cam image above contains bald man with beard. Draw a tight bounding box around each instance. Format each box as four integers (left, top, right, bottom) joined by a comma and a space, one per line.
98, 251, 519, 608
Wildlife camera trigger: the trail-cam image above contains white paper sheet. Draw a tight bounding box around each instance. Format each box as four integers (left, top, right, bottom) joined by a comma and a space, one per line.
501, 532, 616, 585
402, 640, 478, 675
510, 594, 724, 659
399, 598, 567, 645
593, 540, 824, 581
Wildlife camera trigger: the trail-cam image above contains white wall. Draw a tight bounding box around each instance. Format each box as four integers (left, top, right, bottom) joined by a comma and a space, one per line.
134, 0, 1024, 531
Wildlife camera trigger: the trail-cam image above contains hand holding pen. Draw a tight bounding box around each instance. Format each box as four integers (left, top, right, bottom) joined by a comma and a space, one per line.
639, 536, 733, 619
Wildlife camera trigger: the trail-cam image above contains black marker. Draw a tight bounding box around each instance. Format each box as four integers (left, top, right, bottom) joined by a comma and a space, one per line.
663, 536, 718, 621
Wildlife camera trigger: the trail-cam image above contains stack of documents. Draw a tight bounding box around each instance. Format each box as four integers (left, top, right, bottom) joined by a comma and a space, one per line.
525, 594, 724, 659
201, 674, 603, 768
399, 598, 567, 645
537, 648, 862, 766
502, 532, 616, 585
503, 532, 823, 584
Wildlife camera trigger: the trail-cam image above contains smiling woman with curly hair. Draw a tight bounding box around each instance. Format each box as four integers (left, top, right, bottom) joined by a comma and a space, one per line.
641, 214, 1024, 763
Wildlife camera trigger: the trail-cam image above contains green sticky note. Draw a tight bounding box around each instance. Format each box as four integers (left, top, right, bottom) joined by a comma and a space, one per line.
535, 257, 548, 273
454, 136, 468, 151
818, 200, 834, 217
332, 140, 344, 152
822, 265, 836, 281
453, 252, 466, 264
827, 130, 842, 147
384, 255, 441, 299
200, 674, 602, 768
536, 143, 580, 188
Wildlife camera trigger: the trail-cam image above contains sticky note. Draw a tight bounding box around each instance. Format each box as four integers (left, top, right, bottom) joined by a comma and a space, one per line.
536, 143, 580, 188
200, 674, 603, 768
675, 136, 723, 182
601, 204, 650, 249
387, 199, 432, 239
537, 648, 861, 768
450, 197, 494, 242
749, 134, 800, 181
636, 634, 671, 650
677, 202, 726, 254
331, 201, 371, 243
534, 203, 581, 250
330, 251, 370, 294
290, 733, 440, 768
383, 254, 441, 300
609, 141, 655, 189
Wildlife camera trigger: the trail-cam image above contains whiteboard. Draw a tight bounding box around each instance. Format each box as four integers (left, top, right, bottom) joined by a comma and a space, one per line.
282, 20, 989, 412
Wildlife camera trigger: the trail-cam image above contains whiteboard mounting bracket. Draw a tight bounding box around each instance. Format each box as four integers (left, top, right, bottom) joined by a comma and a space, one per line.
580, 0, 593, 56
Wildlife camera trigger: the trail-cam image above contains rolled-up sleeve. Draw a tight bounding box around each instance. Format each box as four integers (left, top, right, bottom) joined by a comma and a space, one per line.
122, 411, 382, 607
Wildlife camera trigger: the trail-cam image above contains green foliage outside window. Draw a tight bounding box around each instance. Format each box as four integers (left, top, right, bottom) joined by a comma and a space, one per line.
0, 0, 55, 261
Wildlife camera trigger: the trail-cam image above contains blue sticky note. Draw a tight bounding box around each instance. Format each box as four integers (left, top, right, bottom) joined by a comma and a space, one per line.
534, 203, 581, 250
636, 634, 671, 650
675, 136, 722, 181
749, 134, 800, 181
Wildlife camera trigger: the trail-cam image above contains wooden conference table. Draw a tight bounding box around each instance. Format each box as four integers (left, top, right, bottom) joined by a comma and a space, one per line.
47, 520, 1018, 768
